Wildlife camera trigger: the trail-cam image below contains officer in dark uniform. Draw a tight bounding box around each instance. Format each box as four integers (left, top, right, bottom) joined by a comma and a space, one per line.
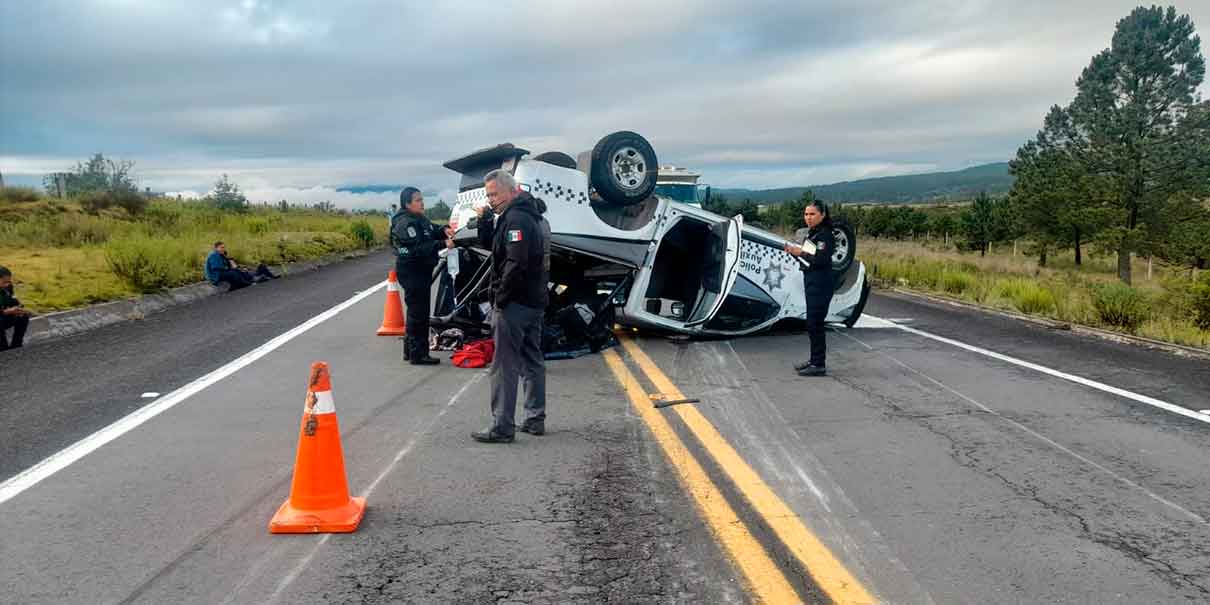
391, 187, 453, 365
470, 169, 549, 444
784, 200, 836, 376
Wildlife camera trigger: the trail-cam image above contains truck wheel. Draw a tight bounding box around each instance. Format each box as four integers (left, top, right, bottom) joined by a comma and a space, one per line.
843, 276, 871, 328
590, 131, 658, 206
831, 221, 856, 274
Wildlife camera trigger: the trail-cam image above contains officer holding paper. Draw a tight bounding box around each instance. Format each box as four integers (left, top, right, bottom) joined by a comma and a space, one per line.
783, 200, 836, 376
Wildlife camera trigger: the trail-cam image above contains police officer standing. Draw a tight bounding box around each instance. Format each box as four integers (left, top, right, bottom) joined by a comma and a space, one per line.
471, 169, 549, 443
784, 200, 836, 376
391, 187, 453, 365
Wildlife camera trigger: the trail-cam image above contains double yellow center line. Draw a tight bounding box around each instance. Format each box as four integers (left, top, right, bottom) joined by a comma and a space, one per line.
603, 337, 876, 605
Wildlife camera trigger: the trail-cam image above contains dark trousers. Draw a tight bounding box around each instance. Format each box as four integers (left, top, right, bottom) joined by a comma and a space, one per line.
1, 314, 30, 350
398, 264, 433, 360
215, 269, 253, 291
805, 290, 833, 367
252, 263, 277, 280
490, 303, 546, 437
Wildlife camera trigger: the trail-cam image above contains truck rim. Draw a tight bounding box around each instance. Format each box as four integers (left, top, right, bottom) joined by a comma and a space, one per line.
611, 146, 647, 191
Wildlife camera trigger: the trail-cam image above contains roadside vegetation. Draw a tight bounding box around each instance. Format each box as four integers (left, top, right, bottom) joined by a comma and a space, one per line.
1, 159, 388, 313
861, 239, 1210, 348
709, 6, 1209, 350
726, 191, 1209, 349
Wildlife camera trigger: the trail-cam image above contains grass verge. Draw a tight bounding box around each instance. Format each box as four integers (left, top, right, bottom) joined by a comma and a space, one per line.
862, 239, 1210, 349
2, 188, 388, 313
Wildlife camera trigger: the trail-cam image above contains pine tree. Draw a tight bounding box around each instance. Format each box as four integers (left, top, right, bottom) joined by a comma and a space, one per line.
1069, 6, 1205, 283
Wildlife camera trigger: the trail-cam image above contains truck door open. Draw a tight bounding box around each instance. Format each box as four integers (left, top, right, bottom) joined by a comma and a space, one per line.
685, 215, 743, 328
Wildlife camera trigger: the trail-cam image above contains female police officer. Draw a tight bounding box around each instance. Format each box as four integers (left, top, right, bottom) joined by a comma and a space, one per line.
783, 200, 835, 376
391, 187, 453, 365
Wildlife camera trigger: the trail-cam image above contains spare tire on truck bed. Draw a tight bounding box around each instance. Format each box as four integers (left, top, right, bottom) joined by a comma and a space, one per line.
589, 131, 658, 207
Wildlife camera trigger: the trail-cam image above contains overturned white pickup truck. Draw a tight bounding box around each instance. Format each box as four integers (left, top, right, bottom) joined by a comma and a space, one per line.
432, 131, 870, 338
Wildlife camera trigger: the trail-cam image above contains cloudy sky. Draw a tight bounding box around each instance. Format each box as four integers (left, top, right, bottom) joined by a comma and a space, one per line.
1, 0, 1207, 208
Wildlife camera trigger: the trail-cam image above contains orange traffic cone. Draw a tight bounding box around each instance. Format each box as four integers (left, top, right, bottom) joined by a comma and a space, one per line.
376, 270, 406, 336
269, 362, 366, 534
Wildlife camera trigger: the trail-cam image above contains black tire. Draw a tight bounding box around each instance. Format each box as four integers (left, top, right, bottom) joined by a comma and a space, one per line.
589, 131, 658, 206
831, 220, 856, 274
843, 276, 872, 328
533, 151, 578, 170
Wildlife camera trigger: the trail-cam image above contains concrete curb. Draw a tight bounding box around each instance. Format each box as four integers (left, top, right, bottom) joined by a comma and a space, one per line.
25, 247, 384, 345
878, 286, 1210, 361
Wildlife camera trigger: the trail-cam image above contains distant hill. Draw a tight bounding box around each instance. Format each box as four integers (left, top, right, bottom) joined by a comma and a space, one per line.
717, 162, 1013, 204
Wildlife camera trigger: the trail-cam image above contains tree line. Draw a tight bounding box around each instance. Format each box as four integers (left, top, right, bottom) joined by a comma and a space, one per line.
1008, 5, 1207, 283
713, 6, 1208, 283
37, 154, 388, 216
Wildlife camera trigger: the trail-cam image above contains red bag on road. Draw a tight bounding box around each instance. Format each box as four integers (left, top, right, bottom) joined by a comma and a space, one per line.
451, 339, 495, 368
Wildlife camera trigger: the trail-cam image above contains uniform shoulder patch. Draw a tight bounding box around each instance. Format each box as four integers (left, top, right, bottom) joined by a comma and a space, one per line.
507, 229, 523, 242
407, 226, 418, 238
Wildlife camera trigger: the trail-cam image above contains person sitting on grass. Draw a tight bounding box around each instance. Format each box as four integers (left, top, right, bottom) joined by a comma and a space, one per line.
0, 266, 32, 351
204, 241, 276, 291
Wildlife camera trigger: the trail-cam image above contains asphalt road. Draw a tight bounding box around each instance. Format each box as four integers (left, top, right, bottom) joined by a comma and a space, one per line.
0, 251, 398, 482
2, 261, 1208, 604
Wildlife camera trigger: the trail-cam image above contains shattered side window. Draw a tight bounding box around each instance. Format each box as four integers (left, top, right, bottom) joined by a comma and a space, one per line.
704, 274, 780, 332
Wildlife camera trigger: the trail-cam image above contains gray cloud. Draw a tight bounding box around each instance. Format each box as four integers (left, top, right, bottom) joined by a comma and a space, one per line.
2, 0, 1208, 205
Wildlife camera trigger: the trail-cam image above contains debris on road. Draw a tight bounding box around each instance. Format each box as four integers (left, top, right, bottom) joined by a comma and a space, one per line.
649, 394, 701, 409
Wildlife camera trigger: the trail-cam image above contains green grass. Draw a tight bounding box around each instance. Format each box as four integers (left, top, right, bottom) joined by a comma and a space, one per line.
5, 247, 138, 311
939, 270, 976, 295
1, 188, 389, 312
862, 239, 1209, 349
1090, 282, 1150, 332
996, 278, 1057, 315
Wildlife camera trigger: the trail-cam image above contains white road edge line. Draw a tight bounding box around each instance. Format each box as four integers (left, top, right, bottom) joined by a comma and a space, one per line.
0, 280, 388, 506
862, 314, 1210, 425
840, 329, 1207, 525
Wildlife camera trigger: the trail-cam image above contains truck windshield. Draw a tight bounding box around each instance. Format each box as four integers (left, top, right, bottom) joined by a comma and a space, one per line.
655, 183, 697, 204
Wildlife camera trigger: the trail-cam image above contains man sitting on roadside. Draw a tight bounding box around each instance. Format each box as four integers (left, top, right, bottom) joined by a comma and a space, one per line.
204, 242, 276, 291
0, 266, 32, 351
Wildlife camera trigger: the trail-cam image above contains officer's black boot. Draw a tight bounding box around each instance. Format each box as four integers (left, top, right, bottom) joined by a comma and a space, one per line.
410, 336, 439, 365
403, 338, 411, 361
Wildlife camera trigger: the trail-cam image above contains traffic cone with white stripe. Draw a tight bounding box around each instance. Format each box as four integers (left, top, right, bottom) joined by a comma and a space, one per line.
376, 270, 406, 336
269, 362, 366, 534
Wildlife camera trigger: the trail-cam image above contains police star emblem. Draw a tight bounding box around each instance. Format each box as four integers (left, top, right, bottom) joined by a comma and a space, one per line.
762, 260, 785, 290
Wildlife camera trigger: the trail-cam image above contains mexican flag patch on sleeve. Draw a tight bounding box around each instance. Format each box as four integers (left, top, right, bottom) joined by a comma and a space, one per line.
508, 229, 523, 242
